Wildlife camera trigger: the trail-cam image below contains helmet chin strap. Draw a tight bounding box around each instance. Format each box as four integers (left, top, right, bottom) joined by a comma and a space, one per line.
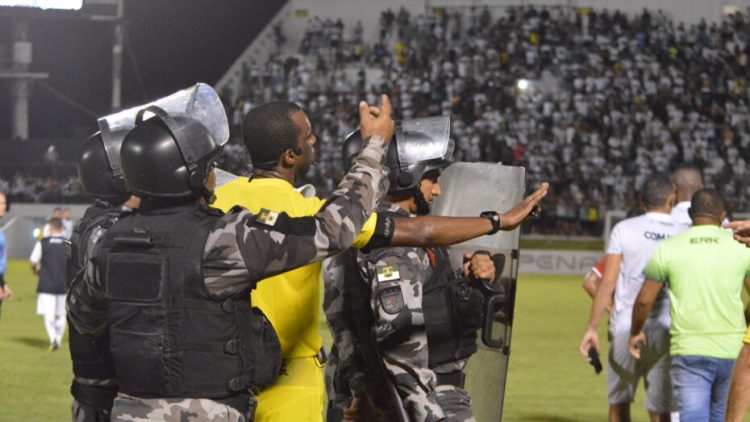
200, 186, 216, 205
413, 183, 431, 215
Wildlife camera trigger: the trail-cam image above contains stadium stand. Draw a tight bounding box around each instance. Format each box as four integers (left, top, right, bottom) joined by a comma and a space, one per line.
221, 5, 750, 235
7, 5, 750, 237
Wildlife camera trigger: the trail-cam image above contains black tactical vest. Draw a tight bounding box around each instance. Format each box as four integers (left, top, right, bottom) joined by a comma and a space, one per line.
66, 203, 121, 410
360, 244, 480, 368
97, 204, 281, 399
420, 246, 481, 366
37, 236, 67, 294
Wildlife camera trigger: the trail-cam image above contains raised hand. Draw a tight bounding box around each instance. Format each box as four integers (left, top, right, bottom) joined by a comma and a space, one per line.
359, 95, 394, 145
500, 182, 549, 231
724, 220, 750, 246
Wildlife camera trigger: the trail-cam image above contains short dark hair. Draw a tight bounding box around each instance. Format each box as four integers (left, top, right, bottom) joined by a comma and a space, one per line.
242, 101, 303, 169
48, 217, 63, 230
641, 173, 674, 209
689, 189, 725, 221
672, 163, 703, 182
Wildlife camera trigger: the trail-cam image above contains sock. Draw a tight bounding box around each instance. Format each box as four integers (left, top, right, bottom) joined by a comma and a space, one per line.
44, 314, 56, 344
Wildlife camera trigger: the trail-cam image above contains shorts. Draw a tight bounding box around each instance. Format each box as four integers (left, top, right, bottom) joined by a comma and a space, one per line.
607, 327, 671, 412
37, 293, 66, 318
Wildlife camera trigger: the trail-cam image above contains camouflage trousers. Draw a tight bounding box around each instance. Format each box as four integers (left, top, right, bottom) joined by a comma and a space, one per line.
72, 399, 111, 422
435, 385, 476, 422
110, 393, 255, 422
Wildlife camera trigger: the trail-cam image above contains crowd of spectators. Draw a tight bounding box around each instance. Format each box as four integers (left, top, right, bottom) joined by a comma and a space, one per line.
8, 6, 750, 237
0, 173, 84, 204
225, 5, 750, 235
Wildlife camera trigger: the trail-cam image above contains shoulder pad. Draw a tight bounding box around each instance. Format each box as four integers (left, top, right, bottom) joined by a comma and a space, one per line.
204, 206, 224, 217
366, 247, 410, 263
227, 205, 246, 215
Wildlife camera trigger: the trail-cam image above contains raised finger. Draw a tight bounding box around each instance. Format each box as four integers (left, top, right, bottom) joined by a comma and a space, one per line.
530, 183, 549, 200
725, 220, 750, 230
379, 95, 392, 117
358, 101, 371, 122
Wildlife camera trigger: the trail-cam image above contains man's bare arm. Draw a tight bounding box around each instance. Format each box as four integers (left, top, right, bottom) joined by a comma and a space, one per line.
582, 271, 599, 299
389, 182, 548, 247
579, 253, 621, 356
726, 344, 750, 422
630, 279, 663, 336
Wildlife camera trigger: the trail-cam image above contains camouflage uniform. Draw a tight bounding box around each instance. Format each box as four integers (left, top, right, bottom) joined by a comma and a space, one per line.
324, 201, 476, 422
67, 136, 389, 422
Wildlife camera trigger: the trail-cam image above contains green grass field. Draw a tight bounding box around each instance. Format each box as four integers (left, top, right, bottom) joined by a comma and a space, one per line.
0, 259, 747, 421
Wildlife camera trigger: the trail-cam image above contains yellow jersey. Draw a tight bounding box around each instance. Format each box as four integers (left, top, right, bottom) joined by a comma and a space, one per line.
213, 176, 376, 358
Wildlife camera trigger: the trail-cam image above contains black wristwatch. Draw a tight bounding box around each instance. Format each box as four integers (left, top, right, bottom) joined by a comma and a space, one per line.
480, 211, 501, 235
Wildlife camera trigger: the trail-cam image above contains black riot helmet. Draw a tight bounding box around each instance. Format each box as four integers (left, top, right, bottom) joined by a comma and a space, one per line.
120, 106, 222, 201
77, 130, 130, 204
343, 116, 455, 195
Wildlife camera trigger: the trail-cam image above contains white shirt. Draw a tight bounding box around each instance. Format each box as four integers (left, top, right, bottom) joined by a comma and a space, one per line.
670, 201, 692, 229
671, 200, 730, 231
606, 212, 686, 334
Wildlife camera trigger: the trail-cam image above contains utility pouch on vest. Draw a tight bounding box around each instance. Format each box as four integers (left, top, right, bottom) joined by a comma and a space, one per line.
245, 307, 282, 390
423, 247, 478, 365
105, 252, 165, 302
447, 273, 485, 334
105, 246, 174, 395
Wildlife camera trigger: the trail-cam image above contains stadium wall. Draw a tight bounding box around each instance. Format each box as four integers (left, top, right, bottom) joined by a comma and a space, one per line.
519, 249, 600, 275
1, 203, 87, 259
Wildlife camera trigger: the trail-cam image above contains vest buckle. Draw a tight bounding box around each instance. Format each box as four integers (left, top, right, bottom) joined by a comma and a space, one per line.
224, 339, 241, 355
222, 298, 236, 313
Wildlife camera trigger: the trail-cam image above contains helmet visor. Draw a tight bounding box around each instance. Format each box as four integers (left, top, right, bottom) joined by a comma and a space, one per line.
395, 116, 453, 166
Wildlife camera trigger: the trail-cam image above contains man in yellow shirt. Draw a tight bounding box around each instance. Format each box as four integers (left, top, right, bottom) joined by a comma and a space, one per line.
214, 101, 548, 421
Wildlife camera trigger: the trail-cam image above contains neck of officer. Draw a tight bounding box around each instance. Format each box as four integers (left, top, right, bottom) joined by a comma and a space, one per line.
253, 164, 296, 185
384, 194, 416, 214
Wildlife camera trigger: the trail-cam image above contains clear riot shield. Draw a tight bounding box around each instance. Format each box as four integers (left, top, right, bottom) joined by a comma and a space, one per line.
431, 162, 526, 422
97, 82, 229, 148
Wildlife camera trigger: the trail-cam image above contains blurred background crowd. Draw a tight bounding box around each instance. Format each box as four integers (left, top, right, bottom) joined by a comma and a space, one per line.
5, 5, 750, 236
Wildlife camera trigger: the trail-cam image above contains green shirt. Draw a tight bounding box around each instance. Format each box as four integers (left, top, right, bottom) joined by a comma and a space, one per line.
644, 225, 750, 358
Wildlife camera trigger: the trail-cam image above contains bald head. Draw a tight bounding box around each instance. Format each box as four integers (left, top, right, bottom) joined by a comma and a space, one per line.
672, 164, 703, 202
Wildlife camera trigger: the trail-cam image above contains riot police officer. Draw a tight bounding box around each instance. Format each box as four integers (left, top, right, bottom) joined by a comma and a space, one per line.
67, 130, 140, 422
324, 118, 548, 421
67, 96, 395, 422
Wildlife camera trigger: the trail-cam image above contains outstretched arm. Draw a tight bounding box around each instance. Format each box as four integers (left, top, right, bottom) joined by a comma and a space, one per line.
385, 182, 548, 247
